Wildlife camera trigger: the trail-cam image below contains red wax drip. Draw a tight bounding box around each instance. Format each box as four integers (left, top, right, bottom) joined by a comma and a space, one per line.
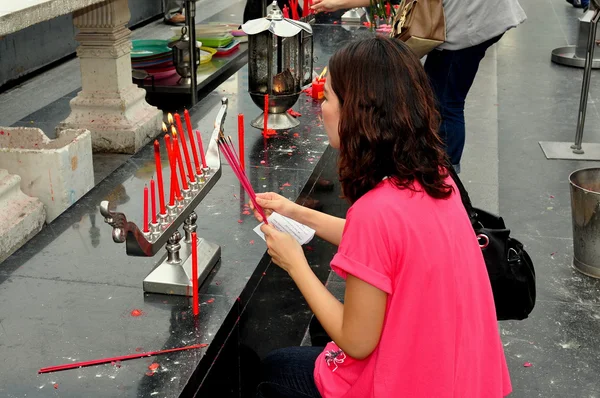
192, 232, 199, 316
238, 114, 245, 171
174, 113, 195, 182
172, 134, 189, 191
184, 110, 201, 174
195, 130, 207, 169
153, 141, 166, 215
150, 179, 157, 224
143, 185, 149, 233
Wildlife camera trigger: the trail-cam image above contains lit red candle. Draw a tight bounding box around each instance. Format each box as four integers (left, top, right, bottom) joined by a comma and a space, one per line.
153, 139, 166, 215
143, 185, 149, 233
192, 232, 199, 316
164, 134, 180, 206
195, 130, 207, 169
184, 110, 201, 174
172, 127, 189, 191
264, 94, 269, 136
150, 178, 157, 224
174, 113, 195, 183
238, 114, 245, 171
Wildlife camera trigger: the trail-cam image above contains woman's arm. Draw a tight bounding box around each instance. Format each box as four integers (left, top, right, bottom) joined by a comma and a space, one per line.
294, 206, 346, 246
290, 263, 387, 359
311, 0, 371, 13
253, 193, 346, 246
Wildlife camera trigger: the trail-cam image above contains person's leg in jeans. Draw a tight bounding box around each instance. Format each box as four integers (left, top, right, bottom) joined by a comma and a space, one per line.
256, 346, 323, 398
424, 35, 502, 172
164, 0, 185, 23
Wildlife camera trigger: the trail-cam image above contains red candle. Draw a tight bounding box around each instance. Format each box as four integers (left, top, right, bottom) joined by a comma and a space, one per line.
195, 130, 207, 169
283, 5, 290, 18
164, 134, 180, 206
174, 113, 195, 183
238, 114, 245, 171
312, 79, 324, 100
153, 140, 166, 215
172, 130, 190, 191
303, 0, 308, 17
150, 179, 157, 224
143, 185, 149, 233
184, 110, 201, 174
192, 232, 199, 316
264, 94, 269, 136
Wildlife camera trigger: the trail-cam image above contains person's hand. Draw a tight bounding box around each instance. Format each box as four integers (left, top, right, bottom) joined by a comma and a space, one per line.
261, 224, 308, 274
249, 192, 298, 223
311, 0, 347, 13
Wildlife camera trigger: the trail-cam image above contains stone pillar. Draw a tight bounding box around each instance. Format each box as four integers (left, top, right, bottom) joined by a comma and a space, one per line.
59, 0, 163, 154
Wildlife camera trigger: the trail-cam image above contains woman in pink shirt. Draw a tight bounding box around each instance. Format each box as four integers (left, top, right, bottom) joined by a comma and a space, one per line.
252, 37, 511, 397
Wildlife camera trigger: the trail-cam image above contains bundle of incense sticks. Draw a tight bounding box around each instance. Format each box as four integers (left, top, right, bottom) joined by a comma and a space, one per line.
217, 134, 269, 224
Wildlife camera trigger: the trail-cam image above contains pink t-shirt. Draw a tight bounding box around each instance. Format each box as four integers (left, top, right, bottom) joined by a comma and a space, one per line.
314, 178, 511, 397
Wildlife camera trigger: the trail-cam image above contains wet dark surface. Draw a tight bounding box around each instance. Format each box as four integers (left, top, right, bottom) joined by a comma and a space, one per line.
0, 24, 371, 398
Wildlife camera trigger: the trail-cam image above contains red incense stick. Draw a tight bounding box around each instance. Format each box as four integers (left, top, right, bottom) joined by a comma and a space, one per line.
150, 179, 157, 224
184, 110, 201, 174
264, 95, 269, 136
143, 185, 149, 232
195, 130, 207, 169
172, 128, 189, 191
38, 344, 208, 374
153, 140, 166, 215
218, 140, 268, 223
174, 113, 195, 182
192, 232, 199, 316
238, 114, 245, 171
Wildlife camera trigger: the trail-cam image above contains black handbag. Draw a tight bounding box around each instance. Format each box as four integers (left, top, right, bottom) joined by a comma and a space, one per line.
449, 168, 536, 321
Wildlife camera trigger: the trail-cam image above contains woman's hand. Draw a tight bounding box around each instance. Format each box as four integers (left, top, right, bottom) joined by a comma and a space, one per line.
249, 192, 299, 223
311, 0, 349, 13
261, 224, 308, 274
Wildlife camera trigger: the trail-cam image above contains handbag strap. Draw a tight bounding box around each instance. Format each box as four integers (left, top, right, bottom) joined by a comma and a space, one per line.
447, 166, 478, 225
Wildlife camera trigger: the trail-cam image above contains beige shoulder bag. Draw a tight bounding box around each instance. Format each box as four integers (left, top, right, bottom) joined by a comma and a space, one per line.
390, 0, 446, 58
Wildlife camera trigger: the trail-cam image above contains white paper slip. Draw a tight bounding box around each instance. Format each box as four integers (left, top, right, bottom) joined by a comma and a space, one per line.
253, 212, 316, 245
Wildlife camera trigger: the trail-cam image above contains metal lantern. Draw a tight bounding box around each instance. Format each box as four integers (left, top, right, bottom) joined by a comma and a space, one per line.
169, 26, 201, 86
242, 1, 314, 130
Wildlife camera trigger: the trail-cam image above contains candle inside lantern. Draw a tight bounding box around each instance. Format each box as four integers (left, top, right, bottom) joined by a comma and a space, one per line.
238, 114, 245, 171
192, 232, 199, 316
154, 138, 166, 215
143, 185, 149, 233
184, 110, 201, 174
150, 178, 157, 224
174, 113, 195, 183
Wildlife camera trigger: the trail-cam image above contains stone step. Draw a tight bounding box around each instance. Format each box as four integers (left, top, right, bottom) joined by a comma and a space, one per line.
0, 169, 46, 264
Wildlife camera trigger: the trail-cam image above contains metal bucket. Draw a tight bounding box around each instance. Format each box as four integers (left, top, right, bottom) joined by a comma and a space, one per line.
570, 167, 600, 278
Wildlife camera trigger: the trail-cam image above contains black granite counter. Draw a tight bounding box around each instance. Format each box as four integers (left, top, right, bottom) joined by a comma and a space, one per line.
0, 24, 372, 397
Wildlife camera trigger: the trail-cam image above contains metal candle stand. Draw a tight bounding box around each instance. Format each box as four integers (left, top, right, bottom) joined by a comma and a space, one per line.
99, 98, 229, 296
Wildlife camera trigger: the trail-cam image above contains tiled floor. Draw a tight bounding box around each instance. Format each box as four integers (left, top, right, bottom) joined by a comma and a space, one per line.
3, 0, 600, 396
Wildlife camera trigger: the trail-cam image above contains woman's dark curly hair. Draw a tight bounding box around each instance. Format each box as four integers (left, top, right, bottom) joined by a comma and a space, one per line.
328, 37, 452, 203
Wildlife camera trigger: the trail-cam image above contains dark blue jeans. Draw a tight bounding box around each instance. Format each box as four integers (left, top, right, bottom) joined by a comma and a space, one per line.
424, 35, 503, 170
256, 347, 323, 398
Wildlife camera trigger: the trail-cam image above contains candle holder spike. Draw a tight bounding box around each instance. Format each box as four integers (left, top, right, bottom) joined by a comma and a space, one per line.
99, 98, 229, 296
